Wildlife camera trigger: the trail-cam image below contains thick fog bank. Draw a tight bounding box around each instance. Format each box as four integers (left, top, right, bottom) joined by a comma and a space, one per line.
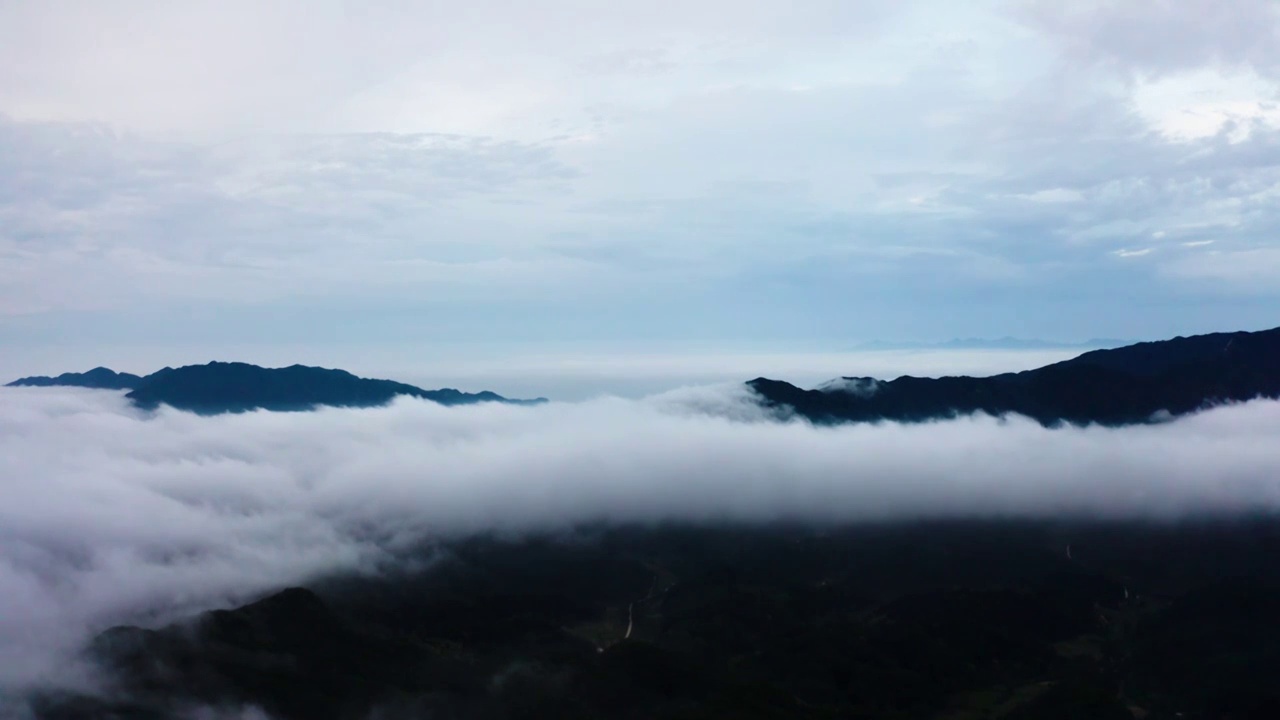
2, 385, 1280, 694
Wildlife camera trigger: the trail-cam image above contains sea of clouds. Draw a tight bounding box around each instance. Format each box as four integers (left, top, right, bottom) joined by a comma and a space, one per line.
3, 384, 1280, 699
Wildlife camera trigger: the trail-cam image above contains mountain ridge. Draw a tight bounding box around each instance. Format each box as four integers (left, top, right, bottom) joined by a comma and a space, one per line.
35, 521, 1280, 720
7, 361, 546, 414
750, 326, 1280, 427
6, 366, 144, 390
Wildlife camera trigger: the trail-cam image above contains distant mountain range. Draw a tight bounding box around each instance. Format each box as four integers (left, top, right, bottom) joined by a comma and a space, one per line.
9, 327, 1279, 424
7, 361, 545, 414
855, 337, 1131, 351
751, 326, 1280, 427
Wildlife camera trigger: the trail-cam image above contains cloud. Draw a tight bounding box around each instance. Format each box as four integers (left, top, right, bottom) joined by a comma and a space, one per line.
0, 118, 586, 316
3, 386, 1280, 698
1016, 188, 1085, 203
1130, 69, 1280, 143
1112, 248, 1154, 258
0, 0, 901, 137
4, 1, 1280, 350
1017, 0, 1280, 78
1161, 247, 1280, 288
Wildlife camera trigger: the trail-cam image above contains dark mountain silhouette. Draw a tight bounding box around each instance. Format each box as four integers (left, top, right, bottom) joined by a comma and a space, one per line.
6, 367, 144, 390
124, 362, 544, 413
751, 326, 1280, 426
31, 519, 1280, 720
9, 362, 545, 413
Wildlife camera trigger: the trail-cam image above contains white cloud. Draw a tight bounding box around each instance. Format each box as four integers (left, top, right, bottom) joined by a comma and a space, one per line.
1131, 68, 1280, 143
815, 377, 883, 396
1017, 188, 1084, 203
3, 386, 1280, 696
1112, 248, 1153, 258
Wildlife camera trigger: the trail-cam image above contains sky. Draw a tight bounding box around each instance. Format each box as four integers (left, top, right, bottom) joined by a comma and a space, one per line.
5, 385, 1280, 697
3, 0, 1280, 385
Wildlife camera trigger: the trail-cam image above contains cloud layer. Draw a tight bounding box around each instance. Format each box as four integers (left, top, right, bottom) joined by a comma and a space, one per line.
4, 386, 1280, 695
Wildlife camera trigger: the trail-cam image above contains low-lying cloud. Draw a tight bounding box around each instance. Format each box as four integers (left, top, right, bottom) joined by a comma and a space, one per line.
3, 385, 1280, 697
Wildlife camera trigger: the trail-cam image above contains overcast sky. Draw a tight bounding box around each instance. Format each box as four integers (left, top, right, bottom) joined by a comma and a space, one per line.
3, 0, 1279, 375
